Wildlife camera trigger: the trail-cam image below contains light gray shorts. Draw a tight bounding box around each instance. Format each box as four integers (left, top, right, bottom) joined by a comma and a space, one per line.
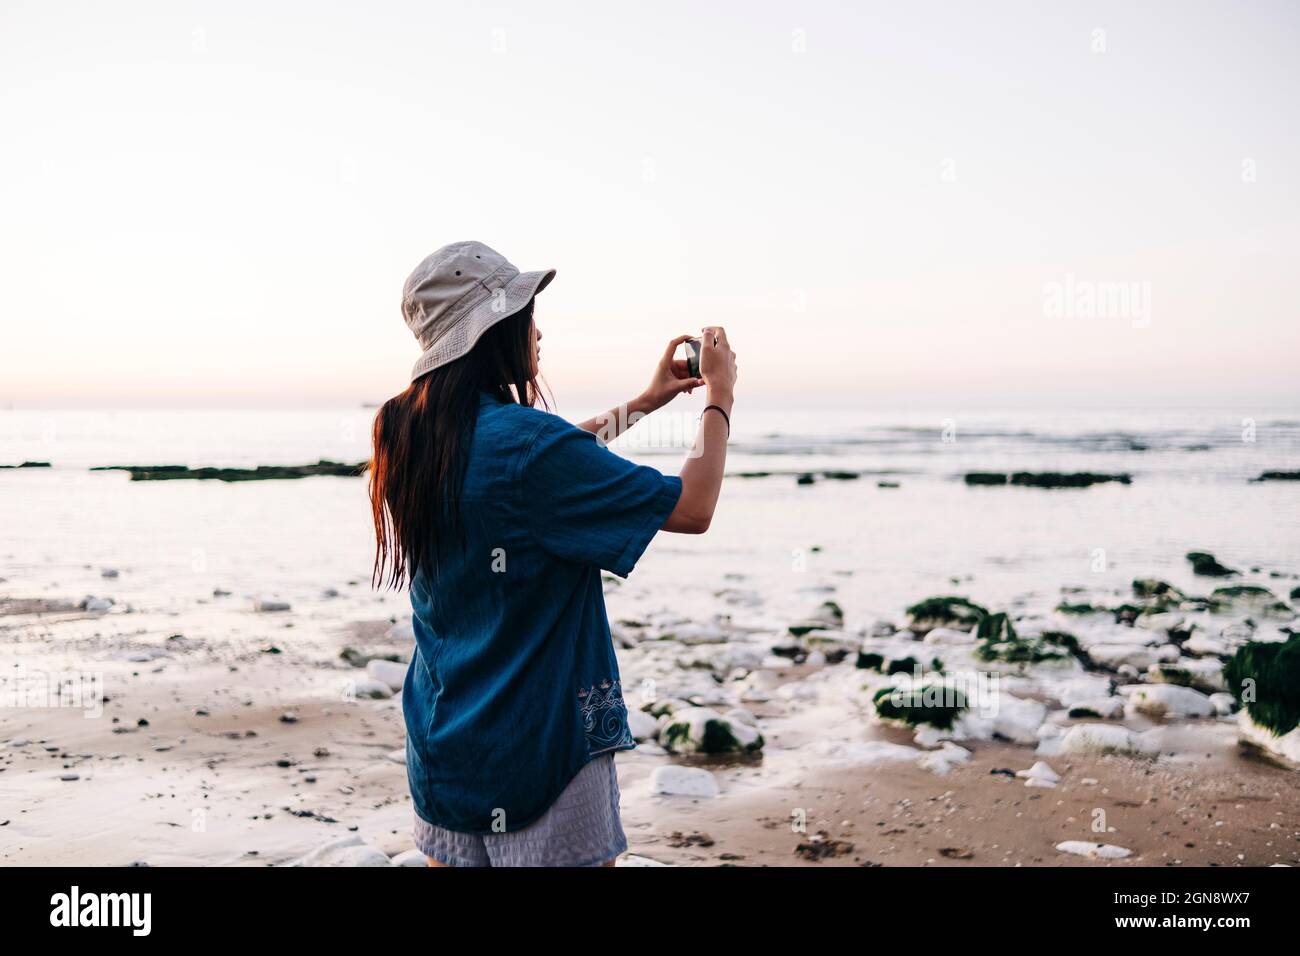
413, 752, 627, 867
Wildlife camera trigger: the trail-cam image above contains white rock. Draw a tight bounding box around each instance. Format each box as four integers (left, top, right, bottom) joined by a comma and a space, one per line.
385, 749, 406, 764
387, 618, 415, 641
649, 765, 719, 798
1016, 761, 1061, 787
923, 627, 975, 646
1209, 693, 1237, 716
1237, 710, 1300, 767
290, 834, 392, 867
627, 708, 659, 742
351, 678, 394, 700
658, 623, 728, 645
1126, 684, 1215, 719
723, 707, 758, 728
366, 659, 408, 691
1059, 723, 1158, 756
1067, 696, 1125, 719
659, 706, 763, 753
391, 849, 428, 867
1182, 634, 1229, 658
82, 596, 113, 612
1056, 840, 1132, 860
913, 725, 951, 748
1086, 644, 1158, 670
1147, 658, 1226, 692
918, 742, 971, 775
1055, 677, 1117, 706
992, 695, 1047, 744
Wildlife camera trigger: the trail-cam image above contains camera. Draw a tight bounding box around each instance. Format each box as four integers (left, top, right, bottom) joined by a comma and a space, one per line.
684, 338, 702, 378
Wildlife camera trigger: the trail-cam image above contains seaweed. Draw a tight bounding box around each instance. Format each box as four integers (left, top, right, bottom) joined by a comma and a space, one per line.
1223, 635, 1300, 736
905, 595, 988, 630
872, 683, 967, 729
1186, 551, 1237, 577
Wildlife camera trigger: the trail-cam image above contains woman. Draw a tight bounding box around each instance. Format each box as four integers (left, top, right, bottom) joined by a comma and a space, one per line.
369, 241, 737, 867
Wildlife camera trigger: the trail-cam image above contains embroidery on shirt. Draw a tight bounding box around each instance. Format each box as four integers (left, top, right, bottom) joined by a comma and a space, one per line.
577, 678, 635, 754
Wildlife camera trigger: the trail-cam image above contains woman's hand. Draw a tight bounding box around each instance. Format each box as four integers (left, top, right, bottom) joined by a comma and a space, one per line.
698, 326, 737, 400
639, 334, 706, 412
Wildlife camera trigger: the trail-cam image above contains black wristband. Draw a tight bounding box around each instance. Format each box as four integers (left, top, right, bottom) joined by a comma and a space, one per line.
702, 403, 730, 436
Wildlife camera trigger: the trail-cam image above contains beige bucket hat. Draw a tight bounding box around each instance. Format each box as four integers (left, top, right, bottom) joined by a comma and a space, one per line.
401, 240, 556, 382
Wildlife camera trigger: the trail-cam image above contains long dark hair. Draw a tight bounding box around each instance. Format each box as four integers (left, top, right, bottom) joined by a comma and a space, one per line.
370, 299, 546, 590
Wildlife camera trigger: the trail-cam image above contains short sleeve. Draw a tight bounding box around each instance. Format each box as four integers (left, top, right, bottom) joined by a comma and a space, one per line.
520, 414, 683, 577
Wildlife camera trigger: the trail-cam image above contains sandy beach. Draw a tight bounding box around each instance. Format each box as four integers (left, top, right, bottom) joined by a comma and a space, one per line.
3, 579, 1296, 867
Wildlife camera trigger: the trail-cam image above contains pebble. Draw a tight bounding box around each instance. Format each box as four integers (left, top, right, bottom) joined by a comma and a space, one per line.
365, 659, 408, 692
650, 765, 720, 798
1055, 840, 1132, 860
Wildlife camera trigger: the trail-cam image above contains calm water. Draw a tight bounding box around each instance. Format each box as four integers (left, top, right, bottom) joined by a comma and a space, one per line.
2, 403, 1297, 633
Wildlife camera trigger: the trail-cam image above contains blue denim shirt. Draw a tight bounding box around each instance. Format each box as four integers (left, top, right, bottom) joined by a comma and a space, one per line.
402, 391, 682, 834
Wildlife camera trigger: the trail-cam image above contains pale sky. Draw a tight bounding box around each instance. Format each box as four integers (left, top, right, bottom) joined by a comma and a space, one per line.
2, 0, 1297, 409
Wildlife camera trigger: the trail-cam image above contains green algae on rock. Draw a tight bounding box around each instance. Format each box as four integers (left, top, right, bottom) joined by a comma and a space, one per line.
906, 596, 988, 633
91, 460, 368, 481
1224, 635, 1300, 737
659, 706, 764, 754
872, 682, 967, 729
1186, 551, 1237, 577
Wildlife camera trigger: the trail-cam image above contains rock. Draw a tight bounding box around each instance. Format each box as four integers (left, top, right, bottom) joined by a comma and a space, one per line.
626, 708, 659, 742
1146, 659, 1225, 693
872, 678, 967, 730
905, 596, 988, 635
290, 834, 392, 867
1209, 693, 1237, 716
1016, 761, 1061, 788
365, 659, 408, 691
1126, 684, 1215, 719
649, 765, 720, 798
1224, 633, 1300, 739
80, 596, 113, 612
101, 568, 120, 579
387, 618, 415, 641
391, 849, 428, 867
992, 695, 1048, 744
253, 598, 292, 613
1067, 697, 1125, 720
1236, 710, 1300, 767
918, 742, 971, 774
923, 626, 976, 646
1084, 644, 1159, 670
1132, 578, 1184, 601
1058, 723, 1157, 756
658, 622, 728, 645
1211, 585, 1293, 619
385, 749, 406, 764
1182, 633, 1230, 658
658, 707, 763, 754
1056, 841, 1132, 860
789, 601, 844, 636
351, 678, 394, 700
1186, 551, 1237, 577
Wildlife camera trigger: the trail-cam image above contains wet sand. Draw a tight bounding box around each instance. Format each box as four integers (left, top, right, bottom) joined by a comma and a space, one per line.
3, 604, 1295, 867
